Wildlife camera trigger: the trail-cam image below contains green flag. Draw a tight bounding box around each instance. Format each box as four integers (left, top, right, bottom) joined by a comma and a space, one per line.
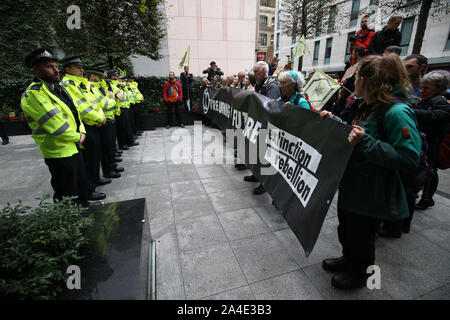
178, 45, 190, 69
292, 35, 310, 59
304, 69, 340, 110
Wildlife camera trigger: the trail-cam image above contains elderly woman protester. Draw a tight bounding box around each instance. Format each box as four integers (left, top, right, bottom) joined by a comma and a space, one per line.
414, 70, 450, 210
276, 71, 310, 110
319, 54, 422, 290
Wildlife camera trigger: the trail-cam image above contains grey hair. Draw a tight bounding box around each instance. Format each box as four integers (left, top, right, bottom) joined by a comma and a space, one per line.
422, 70, 450, 92
278, 70, 306, 91
254, 61, 269, 74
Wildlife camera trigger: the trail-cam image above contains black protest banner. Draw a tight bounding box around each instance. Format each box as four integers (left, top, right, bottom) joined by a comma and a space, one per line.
200, 87, 354, 256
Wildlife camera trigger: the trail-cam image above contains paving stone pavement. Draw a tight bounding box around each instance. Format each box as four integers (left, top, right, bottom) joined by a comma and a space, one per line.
1, 125, 449, 300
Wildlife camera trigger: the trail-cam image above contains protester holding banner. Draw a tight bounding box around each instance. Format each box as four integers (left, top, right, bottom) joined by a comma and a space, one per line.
242, 75, 254, 92
321, 54, 421, 290
243, 61, 281, 195
277, 71, 310, 110
180, 66, 193, 112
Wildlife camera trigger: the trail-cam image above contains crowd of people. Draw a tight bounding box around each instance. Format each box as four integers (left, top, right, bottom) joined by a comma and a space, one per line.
189, 12, 450, 291
20, 48, 144, 207
15, 11, 450, 292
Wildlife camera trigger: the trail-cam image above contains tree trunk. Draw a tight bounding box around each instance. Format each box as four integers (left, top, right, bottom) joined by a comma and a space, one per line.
412, 0, 432, 54
298, 0, 308, 71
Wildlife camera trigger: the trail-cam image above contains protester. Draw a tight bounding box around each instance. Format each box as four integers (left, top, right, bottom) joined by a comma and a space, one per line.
349, 15, 375, 63
414, 70, 450, 210
237, 70, 247, 89
242, 75, 254, 92
268, 57, 278, 77
369, 13, 402, 55
320, 54, 421, 290
277, 71, 310, 110
203, 61, 224, 82
213, 75, 223, 88
231, 75, 240, 88
180, 65, 193, 111
243, 61, 280, 195
403, 54, 428, 106
383, 45, 402, 56
163, 71, 184, 129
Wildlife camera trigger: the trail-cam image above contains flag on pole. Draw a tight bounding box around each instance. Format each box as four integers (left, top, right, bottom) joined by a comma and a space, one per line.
304, 69, 340, 110
292, 35, 310, 59
178, 45, 190, 69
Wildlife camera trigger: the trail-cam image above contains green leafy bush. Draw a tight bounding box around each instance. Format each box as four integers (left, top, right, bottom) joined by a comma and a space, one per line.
0, 196, 93, 300
0, 76, 205, 118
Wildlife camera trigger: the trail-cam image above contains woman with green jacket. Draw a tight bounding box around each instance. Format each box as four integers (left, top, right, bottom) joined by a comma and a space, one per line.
319, 54, 422, 290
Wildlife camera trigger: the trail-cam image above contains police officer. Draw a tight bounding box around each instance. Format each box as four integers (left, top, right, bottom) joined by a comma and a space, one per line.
21, 48, 88, 206
85, 65, 123, 179
60, 55, 106, 201
109, 70, 138, 150
92, 63, 123, 161
127, 75, 144, 136
113, 58, 127, 77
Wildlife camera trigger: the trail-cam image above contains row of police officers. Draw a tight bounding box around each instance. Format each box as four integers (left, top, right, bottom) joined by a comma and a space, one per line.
21, 47, 144, 206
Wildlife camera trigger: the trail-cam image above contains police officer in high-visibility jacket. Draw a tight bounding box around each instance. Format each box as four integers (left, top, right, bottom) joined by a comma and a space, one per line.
108, 70, 138, 150
60, 55, 107, 201
85, 65, 123, 179
127, 75, 144, 137
21, 48, 89, 206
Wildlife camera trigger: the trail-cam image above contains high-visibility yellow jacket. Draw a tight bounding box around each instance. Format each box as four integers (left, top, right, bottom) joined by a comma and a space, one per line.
127, 82, 143, 104
91, 80, 117, 120
132, 82, 144, 103
111, 80, 130, 110
21, 81, 85, 158
109, 80, 123, 116
115, 67, 127, 77
61, 74, 104, 126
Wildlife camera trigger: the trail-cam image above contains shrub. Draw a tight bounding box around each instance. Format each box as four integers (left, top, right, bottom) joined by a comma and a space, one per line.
0, 196, 93, 300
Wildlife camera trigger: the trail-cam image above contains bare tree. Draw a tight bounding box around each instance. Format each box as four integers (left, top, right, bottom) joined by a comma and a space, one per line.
279, 0, 348, 70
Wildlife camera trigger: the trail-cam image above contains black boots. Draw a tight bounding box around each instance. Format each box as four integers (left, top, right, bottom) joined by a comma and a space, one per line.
322, 256, 349, 273
415, 198, 435, 210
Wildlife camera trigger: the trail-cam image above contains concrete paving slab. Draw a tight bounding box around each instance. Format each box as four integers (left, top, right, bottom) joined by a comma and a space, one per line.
180, 243, 247, 299
217, 208, 270, 241
230, 233, 299, 284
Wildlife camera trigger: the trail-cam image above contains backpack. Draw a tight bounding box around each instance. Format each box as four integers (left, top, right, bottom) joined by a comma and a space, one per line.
293, 92, 319, 113
377, 101, 434, 192
438, 132, 450, 170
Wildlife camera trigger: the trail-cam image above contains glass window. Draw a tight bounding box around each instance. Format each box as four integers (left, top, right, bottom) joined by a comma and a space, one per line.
313, 41, 320, 66
328, 6, 336, 34
260, 33, 268, 46
399, 17, 415, 55
316, 19, 322, 37
324, 38, 332, 65
271, 17, 275, 27
350, 0, 360, 27
292, 33, 297, 45
260, 15, 268, 26
277, 11, 281, 30
445, 29, 450, 51
369, 0, 379, 5
260, 0, 275, 8
345, 32, 354, 62
270, 34, 274, 45
276, 32, 280, 50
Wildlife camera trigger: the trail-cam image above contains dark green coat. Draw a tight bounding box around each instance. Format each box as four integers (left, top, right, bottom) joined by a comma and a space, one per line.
338, 102, 422, 221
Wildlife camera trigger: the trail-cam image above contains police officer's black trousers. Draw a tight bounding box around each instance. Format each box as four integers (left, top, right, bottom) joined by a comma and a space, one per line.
166, 101, 182, 126
83, 125, 101, 193
99, 120, 116, 176
125, 107, 135, 139
0, 122, 8, 143
131, 103, 142, 133
44, 152, 88, 206
337, 208, 382, 275
116, 113, 128, 148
